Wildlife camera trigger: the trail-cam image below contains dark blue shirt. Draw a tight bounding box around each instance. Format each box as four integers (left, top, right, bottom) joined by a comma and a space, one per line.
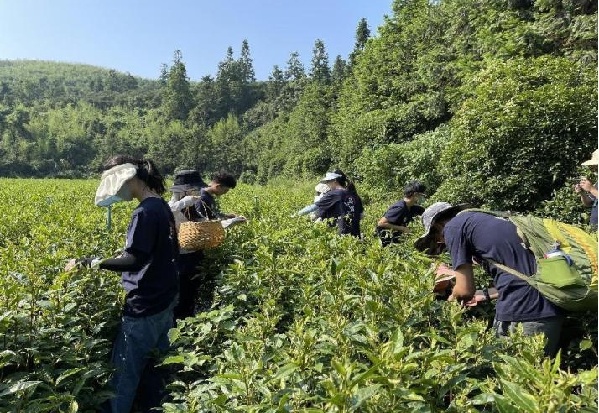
343, 192, 364, 237
122, 197, 179, 317
194, 188, 220, 220
315, 189, 363, 237
443, 211, 562, 322
376, 200, 424, 245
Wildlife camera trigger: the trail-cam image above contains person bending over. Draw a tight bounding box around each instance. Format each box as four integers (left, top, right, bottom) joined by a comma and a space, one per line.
376, 180, 426, 246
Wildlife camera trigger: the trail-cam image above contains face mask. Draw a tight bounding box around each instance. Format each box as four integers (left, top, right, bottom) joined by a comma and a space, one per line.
116, 183, 133, 202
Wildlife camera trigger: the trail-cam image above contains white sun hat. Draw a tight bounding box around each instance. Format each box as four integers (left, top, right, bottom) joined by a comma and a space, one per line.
94, 163, 138, 207
319, 172, 342, 183
581, 149, 599, 166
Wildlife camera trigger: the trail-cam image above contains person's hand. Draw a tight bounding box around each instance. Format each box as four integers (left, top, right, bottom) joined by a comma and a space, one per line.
64, 257, 100, 271
580, 178, 594, 192
448, 292, 480, 306
573, 183, 582, 193
462, 290, 488, 307
65, 258, 79, 271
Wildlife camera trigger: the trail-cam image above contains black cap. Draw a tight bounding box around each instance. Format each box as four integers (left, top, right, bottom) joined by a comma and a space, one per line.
169, 170, 207, 193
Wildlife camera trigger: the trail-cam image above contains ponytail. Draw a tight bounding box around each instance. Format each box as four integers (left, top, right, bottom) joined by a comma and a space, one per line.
345, 181, 358, 196
331, 168, 358, 195
139, 159, 166, 195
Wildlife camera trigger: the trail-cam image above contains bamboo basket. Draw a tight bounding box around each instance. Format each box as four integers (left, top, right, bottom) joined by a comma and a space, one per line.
178, 220, 225, 250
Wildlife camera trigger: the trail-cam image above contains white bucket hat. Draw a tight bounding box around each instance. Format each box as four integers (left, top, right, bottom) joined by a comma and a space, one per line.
94, 163, 137, 207
581, 149, 599, 166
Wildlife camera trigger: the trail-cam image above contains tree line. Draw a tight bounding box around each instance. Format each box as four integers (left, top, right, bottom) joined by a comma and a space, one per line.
0, 0, 596, 219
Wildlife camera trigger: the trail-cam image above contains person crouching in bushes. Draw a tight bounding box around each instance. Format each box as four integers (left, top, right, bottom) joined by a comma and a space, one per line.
414, 202, 564, 358
295, 182, 331, 219
66, 155, 179, 412
168, 169, 207, 320
376, 180, 426, 247
314, 169, 364, 238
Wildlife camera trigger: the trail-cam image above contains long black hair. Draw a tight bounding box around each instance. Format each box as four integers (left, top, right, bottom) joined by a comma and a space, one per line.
331, 168, 358, 196
103, 155, 166, 195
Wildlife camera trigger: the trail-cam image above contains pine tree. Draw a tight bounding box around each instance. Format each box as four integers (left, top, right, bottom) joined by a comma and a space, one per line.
285, 51, 305, 81
310, 39, 330, 84
331, 55, 347, 86
267, 65, 285, 101
349, 18, 371, 66
162, 50, 193, 121
239, 39, 256, 83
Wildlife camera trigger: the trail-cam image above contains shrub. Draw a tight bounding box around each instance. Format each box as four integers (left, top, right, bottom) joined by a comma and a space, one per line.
434, 56, 597, 212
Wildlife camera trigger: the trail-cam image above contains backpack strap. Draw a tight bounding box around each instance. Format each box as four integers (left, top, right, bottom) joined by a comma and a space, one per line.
486, 258, 532, 283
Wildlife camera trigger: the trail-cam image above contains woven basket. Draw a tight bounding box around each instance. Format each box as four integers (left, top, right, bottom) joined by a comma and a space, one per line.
178, 220, 225, 250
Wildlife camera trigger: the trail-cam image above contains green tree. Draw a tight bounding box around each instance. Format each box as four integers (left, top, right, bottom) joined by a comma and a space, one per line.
349, 17, 371, 66
310, 39, 331, 85
239, 39, 256, 83
331, 55, 348, 88
435, 56, 597, 211
206, 114, 245, 175
266, 65, 285, 101
162, 50, 194, 121
285, 51, 305, 81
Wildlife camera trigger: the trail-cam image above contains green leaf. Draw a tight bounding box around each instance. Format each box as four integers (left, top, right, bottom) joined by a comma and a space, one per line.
351, 384, 382, 410
577, 369, 598, 385
272, 363, 298, 381
0, 380, 43, 396
161, 355, 186, 365
391, 328, 404, 354
55, 367, 85, 387
499, 380, 539, 413
331, 359, 347, 377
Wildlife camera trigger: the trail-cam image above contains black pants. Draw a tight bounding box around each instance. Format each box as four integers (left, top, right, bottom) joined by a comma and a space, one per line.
174, 251, 204, 320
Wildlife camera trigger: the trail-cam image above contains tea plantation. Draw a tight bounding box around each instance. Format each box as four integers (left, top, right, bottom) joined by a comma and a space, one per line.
0, 179, 596, 412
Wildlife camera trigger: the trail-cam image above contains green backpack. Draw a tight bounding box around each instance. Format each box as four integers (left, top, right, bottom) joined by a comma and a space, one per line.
462, 210, 598, 312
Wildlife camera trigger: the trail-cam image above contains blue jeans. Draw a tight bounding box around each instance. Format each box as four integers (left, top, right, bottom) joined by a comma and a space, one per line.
105, 298, 176, 413
494, 316, 564, 358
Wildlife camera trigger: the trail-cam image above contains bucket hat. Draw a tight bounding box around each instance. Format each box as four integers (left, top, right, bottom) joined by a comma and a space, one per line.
170, 170, 206, 193
414, 202, 470, 252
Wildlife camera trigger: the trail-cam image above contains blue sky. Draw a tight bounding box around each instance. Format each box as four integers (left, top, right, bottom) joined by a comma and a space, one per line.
0, 0, 391, 81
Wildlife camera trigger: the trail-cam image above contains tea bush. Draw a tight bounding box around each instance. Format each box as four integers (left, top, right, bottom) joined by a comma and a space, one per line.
0, 179, 596, 412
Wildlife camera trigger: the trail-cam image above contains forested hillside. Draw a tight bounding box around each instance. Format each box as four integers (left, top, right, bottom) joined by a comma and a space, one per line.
1, 0, 596, 215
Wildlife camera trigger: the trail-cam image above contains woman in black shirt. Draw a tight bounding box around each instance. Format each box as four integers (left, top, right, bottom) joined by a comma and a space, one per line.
315, 169, 363, 238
